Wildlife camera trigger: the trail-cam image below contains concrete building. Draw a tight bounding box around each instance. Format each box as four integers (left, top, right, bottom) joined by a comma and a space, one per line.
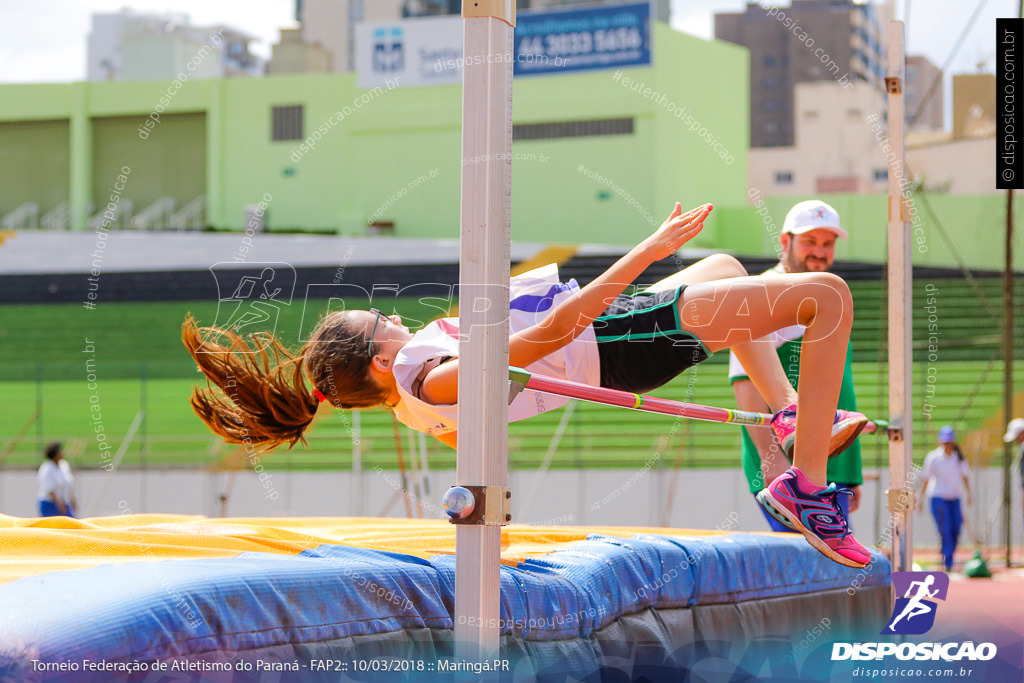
88, 10, 188, 81
274, 0, 670, 73
748, 81, 888, 195
905, 55, 943, 130
953, 73, 996, 139
906, 138, 995, 194
88, 9, 263, 81
903, 73, 997, 194
293, 0, 405, 75
750, 72, 1000, 197
268, 28, 334, 75
715, 0, 886, 148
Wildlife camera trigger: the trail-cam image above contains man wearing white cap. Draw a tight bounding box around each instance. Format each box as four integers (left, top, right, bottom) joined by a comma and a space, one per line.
729, 200, 864, 531
1006, 418, 1024, 449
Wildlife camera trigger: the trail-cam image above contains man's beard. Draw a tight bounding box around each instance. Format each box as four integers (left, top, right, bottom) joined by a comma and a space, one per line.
784, 250, 829, 273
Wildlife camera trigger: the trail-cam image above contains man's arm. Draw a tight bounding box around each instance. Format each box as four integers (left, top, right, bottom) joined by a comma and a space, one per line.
916, 466, 932, 511
733, 378, 788, 487
849, 486, 861, 513
47, 491, 68, 515
39, 465, 68, 515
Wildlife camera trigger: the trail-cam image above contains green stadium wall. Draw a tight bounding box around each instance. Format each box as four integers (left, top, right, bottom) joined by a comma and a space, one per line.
717, 193, 1024, 272
0, 23, 747, 247
0, 23, 1021, 271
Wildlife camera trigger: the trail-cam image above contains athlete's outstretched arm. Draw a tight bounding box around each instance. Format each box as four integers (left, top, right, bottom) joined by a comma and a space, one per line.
419, 203, 712, 406
509, 202, 712, 368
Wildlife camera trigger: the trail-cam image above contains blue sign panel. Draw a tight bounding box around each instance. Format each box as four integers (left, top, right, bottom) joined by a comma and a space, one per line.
514, 2, 652, 77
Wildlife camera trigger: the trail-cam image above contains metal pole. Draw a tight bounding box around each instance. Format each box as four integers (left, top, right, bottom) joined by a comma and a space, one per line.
886, 21, 914, 573
140, 362, 148, 513
1004, 188, 1015, 568
455, 0, 515, 659
1004, 0, 1024, 570
35, 364, 43, 450
352, 412, 362, 516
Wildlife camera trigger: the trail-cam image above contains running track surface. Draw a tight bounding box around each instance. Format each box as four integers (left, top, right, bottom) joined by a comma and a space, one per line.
934, 569, 1024, 641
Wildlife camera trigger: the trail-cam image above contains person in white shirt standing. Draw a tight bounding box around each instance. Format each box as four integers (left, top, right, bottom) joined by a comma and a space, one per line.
37, 442, 76, 518
1005, 418, 1024, 534
917, 426, 971, 572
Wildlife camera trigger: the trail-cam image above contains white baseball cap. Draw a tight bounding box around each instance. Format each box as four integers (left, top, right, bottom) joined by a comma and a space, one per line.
782, 200, 849, 239
1004, 418, 1024, 442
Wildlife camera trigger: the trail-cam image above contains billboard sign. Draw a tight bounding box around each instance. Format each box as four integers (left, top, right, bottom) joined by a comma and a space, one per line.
515, 2, 652, 77
355, 3, 653, 90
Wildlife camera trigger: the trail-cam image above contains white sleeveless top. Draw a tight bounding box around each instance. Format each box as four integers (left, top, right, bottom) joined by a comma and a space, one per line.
391, 264, 599, 435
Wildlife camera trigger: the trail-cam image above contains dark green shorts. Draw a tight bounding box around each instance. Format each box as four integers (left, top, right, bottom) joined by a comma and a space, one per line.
594, 285, 711, 394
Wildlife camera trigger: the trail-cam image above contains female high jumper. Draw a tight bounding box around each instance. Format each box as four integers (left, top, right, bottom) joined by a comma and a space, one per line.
183, 203, 871, 568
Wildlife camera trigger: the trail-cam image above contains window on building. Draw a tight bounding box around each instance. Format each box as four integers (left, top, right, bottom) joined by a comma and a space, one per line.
847, 108, 862, 119
271, 105, 304, 141
804, 110, 820, 120
775, 171, 794, 185
763, 55, 777, 67
873, 168, 888, 182
763, 99, 778, 111
512, 118, 634, 140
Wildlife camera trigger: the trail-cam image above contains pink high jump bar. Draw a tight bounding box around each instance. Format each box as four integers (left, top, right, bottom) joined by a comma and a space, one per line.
510, 367, 772, 427
511, 368, 889, 433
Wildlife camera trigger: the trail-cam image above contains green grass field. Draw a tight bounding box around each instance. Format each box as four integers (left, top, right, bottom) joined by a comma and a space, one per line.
0, 296, 447, 381
3, 357, 1020, 472
1, 275, 1021, 472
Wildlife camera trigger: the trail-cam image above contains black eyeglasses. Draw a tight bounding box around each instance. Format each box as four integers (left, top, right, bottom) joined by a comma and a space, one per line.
367, 308, 383, 359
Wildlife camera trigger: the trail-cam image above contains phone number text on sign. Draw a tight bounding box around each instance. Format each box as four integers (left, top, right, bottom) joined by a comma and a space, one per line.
513, 2, 652, 76
519, 27, 644, 58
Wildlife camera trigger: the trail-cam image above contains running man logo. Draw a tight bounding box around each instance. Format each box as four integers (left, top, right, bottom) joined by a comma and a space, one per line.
373, 27, 404, 73
206, 263, 296, 351
882, 571, 949, 635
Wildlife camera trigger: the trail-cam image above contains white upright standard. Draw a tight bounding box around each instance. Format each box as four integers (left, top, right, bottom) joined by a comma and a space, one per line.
885, 20, 914, 573
455, 0, 516, 659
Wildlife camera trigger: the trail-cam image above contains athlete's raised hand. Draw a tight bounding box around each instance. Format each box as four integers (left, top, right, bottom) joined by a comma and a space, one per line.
642, 203, 712, 261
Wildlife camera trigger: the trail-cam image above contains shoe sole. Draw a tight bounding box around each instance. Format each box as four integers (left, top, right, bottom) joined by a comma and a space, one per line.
756, 489, 797, 531
779, 416, 870, 461
755, 489, 869, 569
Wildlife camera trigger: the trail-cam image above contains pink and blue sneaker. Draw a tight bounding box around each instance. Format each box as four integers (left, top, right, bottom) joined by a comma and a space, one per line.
770, 403, 869, 460
756, 467, 871, 568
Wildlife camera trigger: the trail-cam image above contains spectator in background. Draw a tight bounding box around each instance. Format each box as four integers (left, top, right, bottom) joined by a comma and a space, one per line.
1005, 418, 1024, 524
729, 200, 865, 532
37, 442, 76, 518
917, 426, 971, 573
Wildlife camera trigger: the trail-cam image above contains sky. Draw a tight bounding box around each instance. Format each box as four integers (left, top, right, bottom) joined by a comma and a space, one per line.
0, 0, 1015, 86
